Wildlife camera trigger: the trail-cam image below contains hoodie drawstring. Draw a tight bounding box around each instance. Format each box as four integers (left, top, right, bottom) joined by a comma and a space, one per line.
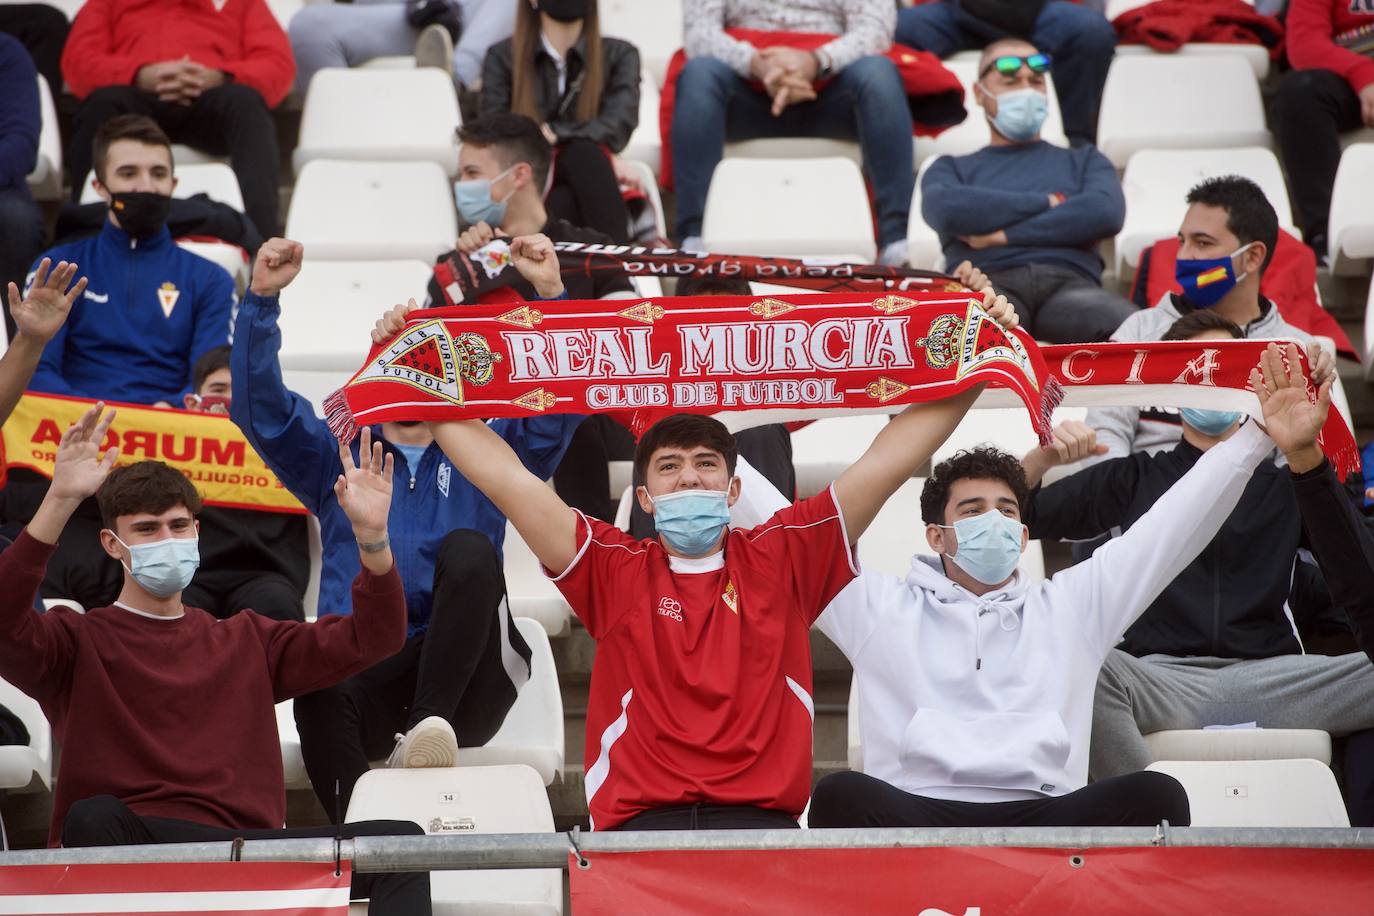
975, 603, 1021, 671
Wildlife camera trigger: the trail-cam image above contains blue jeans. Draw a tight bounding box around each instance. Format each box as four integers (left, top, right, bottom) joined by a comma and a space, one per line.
0, 186, 48, 337
896, 0, 1116, 144
670, 55, 915, 248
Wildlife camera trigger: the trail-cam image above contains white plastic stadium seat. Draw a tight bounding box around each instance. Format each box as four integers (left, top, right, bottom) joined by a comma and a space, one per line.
847, 679, 862, 772
1148, 759, 1349, 827
907, 156, 945, 272
26, 75, 62, 201
502, 522, 572, 637
857, 478, 1045, 581
1328, 144, 1374, 273
624, 159, 667, 240
933, 406, 1086, 466
294, 69, 461, 176
304, 515, 322, 621
1145, 728, 1332, 766
1096, 55, 1268, 169
1113, 43, 1269, 81
0, 677, 52, 794
913, 60, 1067, 167
1364, 275, 1374, 381
276, 260, 433, 371
792, 415, 890, 501
599, 0, 683, 88
286, 160, 457, 262
80, 161, 246, 212
346, 765, 562, 916
459, 618, 564, 785
265, 0, 303, 31
701, 157, 875, 262
1115, 147, 1292, 275
621, 74, 662, 176
614, 486, 634, 532
281, 368, 353, 417
725, 138, 863, 169
276, 701, 311, 791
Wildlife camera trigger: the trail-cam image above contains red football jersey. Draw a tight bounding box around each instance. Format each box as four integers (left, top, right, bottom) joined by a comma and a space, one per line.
550, 487, 858, 829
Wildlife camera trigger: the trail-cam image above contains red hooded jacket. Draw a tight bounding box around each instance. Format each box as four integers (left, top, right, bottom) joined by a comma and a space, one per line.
1287, 0, 1374, 95
61, 0, 294, 108
1112, 0, 1285, 59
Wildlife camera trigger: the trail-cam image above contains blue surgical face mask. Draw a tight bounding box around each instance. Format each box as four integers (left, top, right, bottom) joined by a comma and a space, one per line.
112, 533, 200, 598
984, 87, 1049, 143
453, 165, 517, 228
1175, 242, 1254, 308
1180, 407, 1242, 437
940, 509, 1024, 586
649, 489, 731, 557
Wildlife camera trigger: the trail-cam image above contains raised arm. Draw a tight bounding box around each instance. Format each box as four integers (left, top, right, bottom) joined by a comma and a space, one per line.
832, 290, 1018, 540
0, 259, 84, 425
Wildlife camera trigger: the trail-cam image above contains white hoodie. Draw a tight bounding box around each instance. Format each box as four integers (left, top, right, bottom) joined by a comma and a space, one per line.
811, 421, 1275, 803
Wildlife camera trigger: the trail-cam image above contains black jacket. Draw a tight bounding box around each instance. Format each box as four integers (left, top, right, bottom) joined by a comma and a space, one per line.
480, 34, 640, 152
1026, 434, 1315, 660
1293, 460, 1374, 665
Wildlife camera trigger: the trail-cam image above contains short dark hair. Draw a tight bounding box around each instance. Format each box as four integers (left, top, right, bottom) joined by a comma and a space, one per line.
93, 114, 172, 185
98, 461, 203, 530
676, 276, 753, 297
920, 446, 1029, 525
457, 112, 551, 188
192, 345, 232, 394
634, 414, 738, 480
1162, 311, 1244, 341
1185, 175, 1278, 274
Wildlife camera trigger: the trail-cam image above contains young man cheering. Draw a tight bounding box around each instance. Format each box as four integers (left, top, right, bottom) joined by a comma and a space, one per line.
0, 405, 429, 912
402, 232, 1021, 830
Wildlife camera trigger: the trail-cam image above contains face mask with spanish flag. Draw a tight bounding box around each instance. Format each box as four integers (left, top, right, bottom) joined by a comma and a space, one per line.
1175, 242, 1255, 308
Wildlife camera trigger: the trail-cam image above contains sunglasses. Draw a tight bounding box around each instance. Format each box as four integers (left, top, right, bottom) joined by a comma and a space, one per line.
980, 53, 1052, 78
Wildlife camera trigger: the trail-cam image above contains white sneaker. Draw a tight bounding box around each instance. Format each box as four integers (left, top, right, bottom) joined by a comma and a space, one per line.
878, 240, 909, 267
414, 23, 455, 73
387, 715, 458, 768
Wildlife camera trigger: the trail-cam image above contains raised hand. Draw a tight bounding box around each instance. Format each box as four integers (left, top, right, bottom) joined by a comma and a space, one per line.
952, 259, 991, 293
1021, 420, 1107, 487
50, 402, 120, 502
978, 286, 1020, 332
371, 298, 420, 344
509, 233, 564, 299
8, 258, 86, 343
1250, 342, 1329, 472
456, 221, 498, 255
249, 238, 304, 296
335, 426, 394, 544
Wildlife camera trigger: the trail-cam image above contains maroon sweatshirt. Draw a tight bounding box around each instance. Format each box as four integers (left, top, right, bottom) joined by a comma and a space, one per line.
0, 530, 407, 847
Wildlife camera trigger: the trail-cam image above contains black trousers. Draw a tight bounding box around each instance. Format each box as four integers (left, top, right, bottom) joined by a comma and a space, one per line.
67, 84, 281, 237
61, 794, 430, 915
0, 186, 48, 339
554, 413, 636, 523
182, 567, 305, 623
629, 424, 797, 540
546, 137, 630, 243
617, 804, 800, 831
809, 770, 1191, 828
1273, 68, 1365, 248
0, 4, 68, 98
985, 263, 1138, 344
294, 530, 531, 819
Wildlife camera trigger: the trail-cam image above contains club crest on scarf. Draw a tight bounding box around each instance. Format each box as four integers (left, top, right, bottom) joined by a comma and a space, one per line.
350, 319, 501, 405
918, 300, 1039, 390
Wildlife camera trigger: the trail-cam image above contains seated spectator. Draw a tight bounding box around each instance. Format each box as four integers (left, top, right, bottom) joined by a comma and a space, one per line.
1022, 316, 1374, 826
1273, 0, 1374, 261
798, 396, 1291, 828
423, 269, 1019, 830
672, 0, 914, 265
481, 0, 640, 243
61, 0, 291, 238
0, 33, 47, 340
896, 0, 1115, 145
233, 238, 579, 818
1086, 175, 1333, 464
28, 116, 234, 407
920, 38, 1134, 343
0, 404, 429, 910
289, 0, 512, 97
179, 346, 309, 624
0, 4, 68, 97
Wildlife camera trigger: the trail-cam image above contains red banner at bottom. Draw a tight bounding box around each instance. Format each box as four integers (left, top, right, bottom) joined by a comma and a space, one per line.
0, 861, 351, 914
569, 845, 1374, 915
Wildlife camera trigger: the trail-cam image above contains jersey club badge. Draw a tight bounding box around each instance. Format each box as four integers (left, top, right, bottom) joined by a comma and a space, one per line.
722, 580, 739, 615
156, 282, 180, 318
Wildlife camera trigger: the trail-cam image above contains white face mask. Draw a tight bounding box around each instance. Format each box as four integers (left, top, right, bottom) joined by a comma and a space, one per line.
111, 533, 200, 597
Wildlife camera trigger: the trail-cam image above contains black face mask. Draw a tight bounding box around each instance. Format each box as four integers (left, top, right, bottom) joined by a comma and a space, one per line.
537, 0, 590, 23
109, 191, 172, 239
